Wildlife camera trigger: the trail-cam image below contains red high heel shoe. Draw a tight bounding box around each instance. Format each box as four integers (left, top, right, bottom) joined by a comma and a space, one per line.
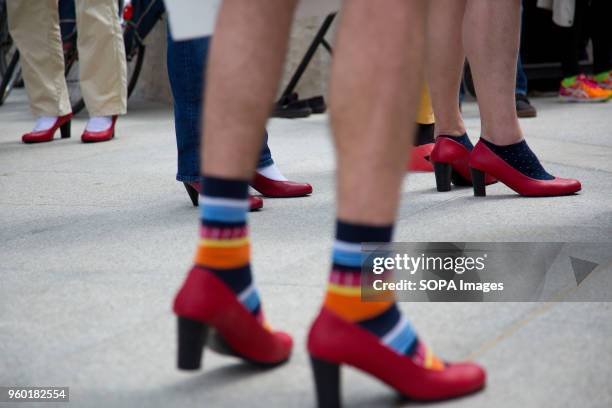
251, 172, 312, 198
468, 140, 581, 197
406, 143, 434, 172
21, 114, 73, 143
174, 267, 293, 369
81, 116, 117, 143
308, 308, 485, 406
430, 137, 496, 192
183, 181, 264, 211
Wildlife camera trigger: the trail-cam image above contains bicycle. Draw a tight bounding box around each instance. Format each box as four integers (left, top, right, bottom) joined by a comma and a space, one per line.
0, 0, 20, 105
0, 0, 164, 112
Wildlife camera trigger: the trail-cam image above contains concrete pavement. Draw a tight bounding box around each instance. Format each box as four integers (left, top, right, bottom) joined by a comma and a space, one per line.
1, 89, 611, 407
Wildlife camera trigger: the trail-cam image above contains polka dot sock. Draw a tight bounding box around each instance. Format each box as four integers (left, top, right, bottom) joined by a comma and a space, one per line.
481, 138, 554, 180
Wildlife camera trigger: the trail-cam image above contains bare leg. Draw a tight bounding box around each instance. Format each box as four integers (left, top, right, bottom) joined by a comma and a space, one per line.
201, 0, 298, 179
426, 0, 467, 137
464, 0, 523, 145
311, 3, 485, 403
332, 0, 427, 224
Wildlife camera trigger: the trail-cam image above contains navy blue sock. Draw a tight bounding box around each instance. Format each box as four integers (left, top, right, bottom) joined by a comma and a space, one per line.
439, 133, 474, 151
481, 138, 554, 180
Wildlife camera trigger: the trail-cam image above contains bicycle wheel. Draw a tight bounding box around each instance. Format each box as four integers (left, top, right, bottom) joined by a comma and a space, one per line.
1, 0, 12, 76
63, 45, 85, 114
126, 39, 145, 97
0, 48, 19, 105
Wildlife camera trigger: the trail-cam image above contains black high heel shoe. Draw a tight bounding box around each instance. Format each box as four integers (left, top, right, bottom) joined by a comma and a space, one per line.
183, 182, 200, 207
182, 181, 264, 210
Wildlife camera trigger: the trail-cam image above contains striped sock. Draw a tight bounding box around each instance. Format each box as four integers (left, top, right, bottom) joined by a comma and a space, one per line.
323, 220, 444, 370
194, 176, 263, 322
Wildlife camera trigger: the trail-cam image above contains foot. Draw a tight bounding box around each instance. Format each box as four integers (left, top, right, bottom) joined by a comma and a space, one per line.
469, 138, 581, 197
22, 114, 73, 143
515, 94, 537, 118
251, 164, 313, 197
430, 134, 496, 191
559, 74, 611, 102
81, 115, 117, 143
85, 116, 113, 132
32, 116, 59, 132
174, 176, 292, 368
308, 221, 485, 402
256, 163, 288, 181
309, 307, 486, 401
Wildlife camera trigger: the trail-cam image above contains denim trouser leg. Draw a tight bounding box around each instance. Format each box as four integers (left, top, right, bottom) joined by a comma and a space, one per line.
258, 131, 274, 169
515, 54, 528, 96
166, 31, 274, 182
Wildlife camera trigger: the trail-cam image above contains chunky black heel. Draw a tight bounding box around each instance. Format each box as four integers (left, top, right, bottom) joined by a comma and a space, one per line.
183, 183, 199, 207
177, 316, 209, 370
433, 162, 452, 192
310, 356, 341, 408
470, 168, 486, 197
60, 121, 71, 139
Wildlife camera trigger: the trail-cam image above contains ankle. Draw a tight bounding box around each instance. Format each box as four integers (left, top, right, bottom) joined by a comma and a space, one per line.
480, 138, 553, 180
480, 127, 523, 146
85, 116, 113, 132
438, 133, 474, 151
256, 163, 288, 181
32, 116, 59, 132
434, 128, 466, 138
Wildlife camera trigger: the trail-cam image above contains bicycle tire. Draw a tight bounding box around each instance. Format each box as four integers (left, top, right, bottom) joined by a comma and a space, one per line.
0, 48, 19, 105
0, 0, 8, 76
63, 46, 86, 115
127, 41, 145, 98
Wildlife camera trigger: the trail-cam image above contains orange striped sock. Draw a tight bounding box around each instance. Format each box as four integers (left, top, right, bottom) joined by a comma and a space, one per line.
194, 176, 262, 321
323, 220, 444, 370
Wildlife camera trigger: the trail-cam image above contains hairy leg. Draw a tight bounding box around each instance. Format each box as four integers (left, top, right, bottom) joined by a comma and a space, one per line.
463, 0, 523, 144
331, 0, 427, 224
425, 0, 468, 137
201, 0, 298, 179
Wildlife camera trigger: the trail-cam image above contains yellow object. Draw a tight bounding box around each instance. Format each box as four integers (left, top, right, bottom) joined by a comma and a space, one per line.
416, 83, 435, 125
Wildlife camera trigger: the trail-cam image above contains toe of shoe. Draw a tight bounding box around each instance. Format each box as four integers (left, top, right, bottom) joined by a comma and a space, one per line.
444, 362, 487, 395
273, 331, 294, 360
554, 177, 582, 194
296, 182, 313, 195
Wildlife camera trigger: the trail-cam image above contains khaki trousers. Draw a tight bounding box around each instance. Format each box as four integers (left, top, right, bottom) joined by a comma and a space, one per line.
7, 0, 127, 117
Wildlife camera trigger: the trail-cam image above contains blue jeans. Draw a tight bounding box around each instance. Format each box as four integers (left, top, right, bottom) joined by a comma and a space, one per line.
166, 32, 274, 182
515, 54, 528, 96
459, 55, 528, 102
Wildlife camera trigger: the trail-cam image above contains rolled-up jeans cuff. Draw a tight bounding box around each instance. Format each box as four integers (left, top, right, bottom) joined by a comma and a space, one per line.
256, 157, 274, 169
176, 174, 202, 183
